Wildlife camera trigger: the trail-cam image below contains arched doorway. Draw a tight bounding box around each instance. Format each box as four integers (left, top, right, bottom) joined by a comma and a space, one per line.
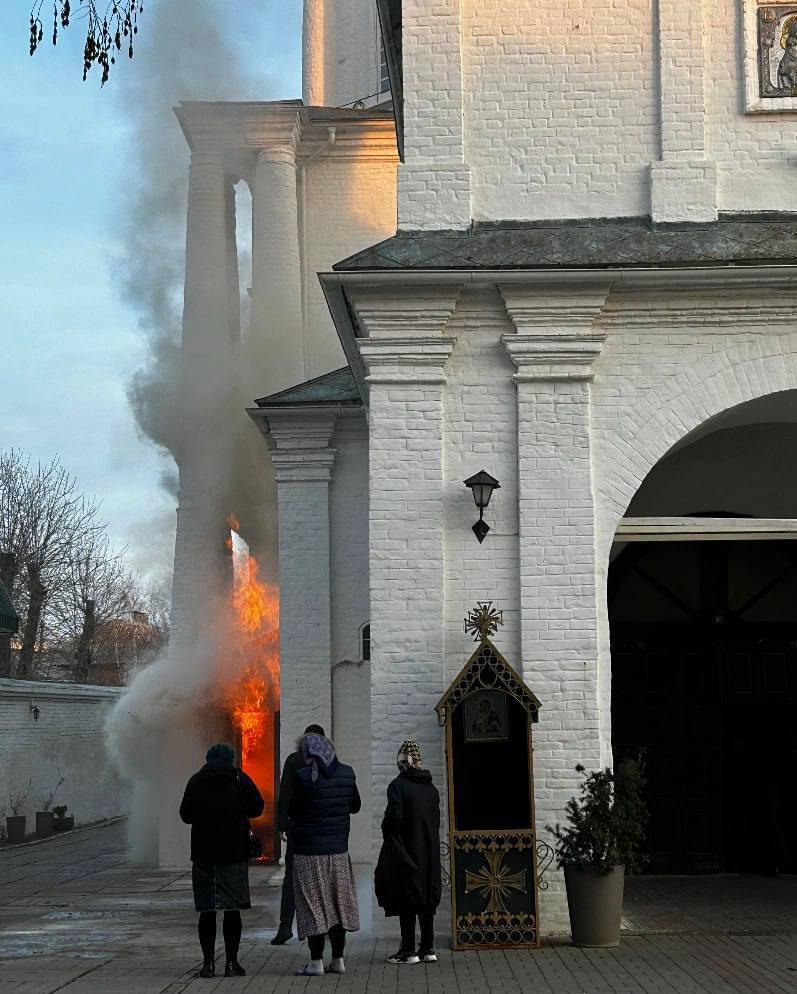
609, 392, 797, 874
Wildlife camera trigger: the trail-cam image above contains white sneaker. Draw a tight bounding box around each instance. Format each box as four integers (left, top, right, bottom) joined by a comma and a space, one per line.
419, 949, 438, 963
328, 957, 346, 974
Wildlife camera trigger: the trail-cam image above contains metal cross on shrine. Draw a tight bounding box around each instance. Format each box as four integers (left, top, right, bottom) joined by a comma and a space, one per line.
464, 851, 528, 914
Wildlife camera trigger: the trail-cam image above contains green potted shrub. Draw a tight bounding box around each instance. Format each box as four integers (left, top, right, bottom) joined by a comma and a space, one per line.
52, 805, 74, 832
6, 790, 28, 844
548, 758, 647, 947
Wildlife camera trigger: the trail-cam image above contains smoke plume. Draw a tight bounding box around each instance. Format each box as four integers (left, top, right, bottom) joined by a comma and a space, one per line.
107, 0, 283, 863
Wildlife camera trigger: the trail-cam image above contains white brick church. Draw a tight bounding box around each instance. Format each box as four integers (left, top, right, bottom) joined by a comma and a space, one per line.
168, 1, 797, 929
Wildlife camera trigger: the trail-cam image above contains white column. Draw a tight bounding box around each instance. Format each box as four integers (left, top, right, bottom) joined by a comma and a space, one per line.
159, 148, 240, 868
268, 410, 337, 764
398, 0, 470, 229
172, 148, 239, 648
650, 0, 716, 223
302, 0, 327, 105
248, 141, 304, 401
352, 285, 460, 860
500, 283, 608, 930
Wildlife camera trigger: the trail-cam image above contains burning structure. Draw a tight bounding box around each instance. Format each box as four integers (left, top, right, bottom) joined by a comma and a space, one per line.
110, 0, 395, 871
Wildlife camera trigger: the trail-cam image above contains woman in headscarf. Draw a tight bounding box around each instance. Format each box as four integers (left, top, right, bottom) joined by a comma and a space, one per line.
377, 740, 441, 965
289, 732, 361, 976
179, 743, 264, 979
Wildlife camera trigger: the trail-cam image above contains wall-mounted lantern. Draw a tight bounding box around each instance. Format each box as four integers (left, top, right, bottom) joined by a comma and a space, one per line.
30, 703, 40, 721
463, 470, 501, 543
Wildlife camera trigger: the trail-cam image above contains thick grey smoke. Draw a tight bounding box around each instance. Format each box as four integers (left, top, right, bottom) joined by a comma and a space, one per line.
120, 0, 274, 460
108, 0, 282, 863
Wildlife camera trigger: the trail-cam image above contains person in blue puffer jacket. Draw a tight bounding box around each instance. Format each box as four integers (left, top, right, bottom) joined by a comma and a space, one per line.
288, 732, 361, 977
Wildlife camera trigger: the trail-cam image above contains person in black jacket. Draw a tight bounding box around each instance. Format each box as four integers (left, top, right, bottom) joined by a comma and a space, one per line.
179, 743, 264, 979
289, 733, 361, 977
378, 739, 441, 965
271, 722, 326, 945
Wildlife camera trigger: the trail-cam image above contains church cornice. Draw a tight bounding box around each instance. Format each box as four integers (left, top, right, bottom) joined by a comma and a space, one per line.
175, 100, 398, 164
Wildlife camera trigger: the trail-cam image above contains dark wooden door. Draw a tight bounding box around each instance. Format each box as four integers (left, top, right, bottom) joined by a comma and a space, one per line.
610, 541, 797, 874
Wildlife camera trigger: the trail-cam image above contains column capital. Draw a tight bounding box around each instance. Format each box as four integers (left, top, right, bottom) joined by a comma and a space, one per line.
498, 282, 610, 336
261, 409, 337, 483
358, 337, 456, 386
348, 285, 462, 339
502, 334, 605, 383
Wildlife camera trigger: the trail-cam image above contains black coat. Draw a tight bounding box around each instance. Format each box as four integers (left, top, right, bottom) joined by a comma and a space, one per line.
288, 757, 361, 856
377, 768, 441, 915
179, 764, 264, 865
276, 749, 305, 835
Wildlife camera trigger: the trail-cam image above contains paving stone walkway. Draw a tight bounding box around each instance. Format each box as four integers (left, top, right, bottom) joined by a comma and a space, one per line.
2, 821, 796, 993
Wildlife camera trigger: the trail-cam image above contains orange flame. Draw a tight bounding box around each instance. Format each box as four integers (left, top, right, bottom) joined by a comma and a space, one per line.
225, 519, 279, 860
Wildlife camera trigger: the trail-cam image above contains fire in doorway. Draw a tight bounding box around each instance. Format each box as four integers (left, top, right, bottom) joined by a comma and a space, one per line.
225, 516, 280, 862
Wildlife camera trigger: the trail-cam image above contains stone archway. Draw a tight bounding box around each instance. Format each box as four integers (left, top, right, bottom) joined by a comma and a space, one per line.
607, 390, 797, 874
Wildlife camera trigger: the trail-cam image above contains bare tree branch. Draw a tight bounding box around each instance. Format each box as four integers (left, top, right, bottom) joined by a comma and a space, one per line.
29, 1, 145, 84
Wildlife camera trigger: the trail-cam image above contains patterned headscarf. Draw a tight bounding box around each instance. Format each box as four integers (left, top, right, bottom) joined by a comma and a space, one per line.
302, 733, 337, 783
397, 740, 422, 772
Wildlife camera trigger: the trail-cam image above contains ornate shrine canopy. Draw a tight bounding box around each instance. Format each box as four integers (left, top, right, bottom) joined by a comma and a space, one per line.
435, 603, 541, 727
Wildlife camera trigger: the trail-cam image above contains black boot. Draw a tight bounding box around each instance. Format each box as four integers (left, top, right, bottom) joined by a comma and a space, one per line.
225, 960, 246, 977
198, 959, 215, 978
270, 925, 293, 945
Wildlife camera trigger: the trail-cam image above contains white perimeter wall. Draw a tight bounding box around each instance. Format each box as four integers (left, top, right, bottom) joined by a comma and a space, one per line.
0, 679, 126, 830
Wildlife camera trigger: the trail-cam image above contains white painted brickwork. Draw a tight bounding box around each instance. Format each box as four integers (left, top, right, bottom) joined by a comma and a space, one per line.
461, 0, 658, 222
395, 0, 797, 225
346, 272, 797, 931
706, 0, 797, 212
303, 154, 398, 378
329, 416, 371, 863
0, 680, 126, 829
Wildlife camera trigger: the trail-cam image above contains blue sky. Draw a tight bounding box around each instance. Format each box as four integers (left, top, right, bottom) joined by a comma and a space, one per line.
0, 2, 302, 580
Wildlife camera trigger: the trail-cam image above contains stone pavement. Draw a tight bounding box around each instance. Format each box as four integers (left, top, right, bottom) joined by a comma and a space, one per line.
2, 820, 797, 993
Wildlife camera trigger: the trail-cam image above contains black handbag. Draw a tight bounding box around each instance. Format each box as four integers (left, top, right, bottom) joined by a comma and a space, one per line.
237, 770, 263, 860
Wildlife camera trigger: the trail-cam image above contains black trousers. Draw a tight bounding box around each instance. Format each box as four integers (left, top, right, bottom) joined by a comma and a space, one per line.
399, 909, 435, 953
307, 923, 346, 960
197, 910, 242, 962
279, 844, 294, 928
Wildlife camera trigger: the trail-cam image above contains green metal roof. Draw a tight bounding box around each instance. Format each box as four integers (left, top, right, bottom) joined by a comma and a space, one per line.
0, 582, 19, 635
333, 212, 797, 271
254, 367, 361, 407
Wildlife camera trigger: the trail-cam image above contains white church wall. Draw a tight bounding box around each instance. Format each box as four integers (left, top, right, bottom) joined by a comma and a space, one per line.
443, 290, 521, 679
707, 0, 797, 212
461, 0, 658, 223
329, 415, 372, 863
0, 679, 126, 832
398, 0, 797, 227
353, 275, 797, 933
588, 298, 797, 855
302, 150, 398, 381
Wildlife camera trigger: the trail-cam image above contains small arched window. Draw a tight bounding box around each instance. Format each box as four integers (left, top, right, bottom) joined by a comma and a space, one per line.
360, 623, 371, 662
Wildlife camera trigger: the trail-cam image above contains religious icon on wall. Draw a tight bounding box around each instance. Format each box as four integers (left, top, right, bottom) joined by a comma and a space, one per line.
464, 690, 508, 743
758, 5, 797, 96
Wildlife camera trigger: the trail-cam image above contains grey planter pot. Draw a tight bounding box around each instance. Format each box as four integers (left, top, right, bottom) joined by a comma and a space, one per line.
564, 864, 625, 947
6, 815, 26, 844
53, 816, 74, 832
35, 811, 54, 838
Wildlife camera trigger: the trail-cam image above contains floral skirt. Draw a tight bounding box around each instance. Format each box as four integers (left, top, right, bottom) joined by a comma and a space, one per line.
293, 853, 360, 939
192, 861, 251, 913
